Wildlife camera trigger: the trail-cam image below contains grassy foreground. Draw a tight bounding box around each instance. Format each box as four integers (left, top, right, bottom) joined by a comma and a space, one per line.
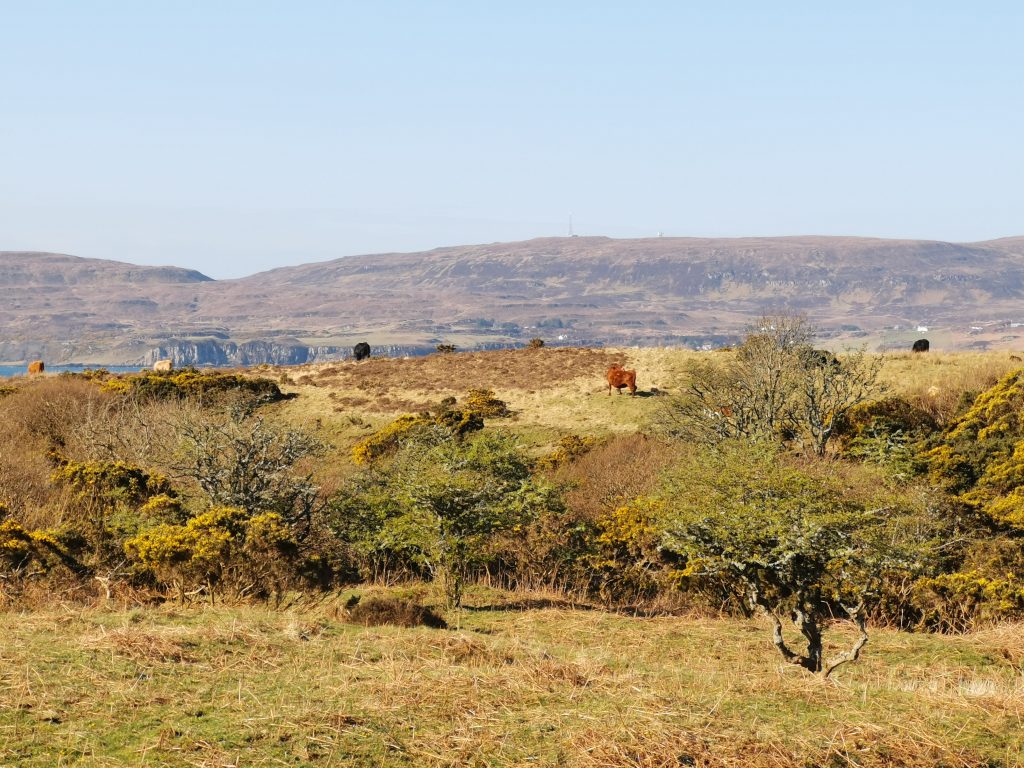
1, 590, 1021, 768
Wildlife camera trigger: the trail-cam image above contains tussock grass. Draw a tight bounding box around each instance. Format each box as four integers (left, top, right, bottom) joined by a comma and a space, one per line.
347, 595, 448, 629
1, 593, 1021, 767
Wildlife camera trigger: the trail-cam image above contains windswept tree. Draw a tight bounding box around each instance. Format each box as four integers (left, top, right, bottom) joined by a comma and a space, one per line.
657, 314, 882, 455
659, 443, 943, 676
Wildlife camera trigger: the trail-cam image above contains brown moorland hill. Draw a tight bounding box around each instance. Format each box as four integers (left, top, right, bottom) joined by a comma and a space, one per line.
4, 235, 1024, 365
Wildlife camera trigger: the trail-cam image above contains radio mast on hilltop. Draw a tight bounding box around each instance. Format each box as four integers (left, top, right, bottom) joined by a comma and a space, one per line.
568, 213, 578, 237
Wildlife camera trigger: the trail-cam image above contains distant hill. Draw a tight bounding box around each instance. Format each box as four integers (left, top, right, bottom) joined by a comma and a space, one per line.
0, 251, 211, 286
3, 236, 1024, 365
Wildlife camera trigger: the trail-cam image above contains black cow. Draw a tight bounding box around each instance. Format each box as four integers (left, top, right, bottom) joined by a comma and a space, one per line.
353, 342, 371, 361
912, 339, 929, 353
805, 348, 840, 368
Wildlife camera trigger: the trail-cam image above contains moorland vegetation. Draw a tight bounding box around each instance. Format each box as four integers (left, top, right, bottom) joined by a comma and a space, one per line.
3, 321, 1023, 637
2, 319, 1023, 765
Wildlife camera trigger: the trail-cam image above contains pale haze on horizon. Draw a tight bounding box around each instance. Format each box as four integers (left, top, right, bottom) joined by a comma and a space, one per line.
1, 1, 1022, 278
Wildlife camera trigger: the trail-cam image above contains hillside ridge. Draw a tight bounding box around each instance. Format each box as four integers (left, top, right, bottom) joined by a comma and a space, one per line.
2, 235, 1024, 365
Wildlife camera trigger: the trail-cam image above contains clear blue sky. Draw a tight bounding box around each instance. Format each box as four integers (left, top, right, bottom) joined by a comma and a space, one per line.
2, 1, 1022, 277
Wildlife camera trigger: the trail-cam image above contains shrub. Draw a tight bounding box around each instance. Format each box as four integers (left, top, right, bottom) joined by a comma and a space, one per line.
535, 434, 597, 472
927, 368, 1024, 531
0, 376, 108, 451
352, 415, 424, 465
911, 534, 1024, 631
100, 369, 286, 405
125, 506, 301, 602
528, 338, 544, 349
463, 389, 511, 418
50, 455, 174, 503
556, 434, 675, 520
660, 443, 944, 676
0, 508, 82, 577
836, 397, 937, 478
914, 571, 1024, 632
138, 494, 186, 523
351, 409, 484, 465
837, 397, 938, 442
336, 430, 540, 609
0, 515, 32, 568
50, 455, 177, 557
174, 411, 322, 529
656, 314, 882, 456
484, 488, 594, 594
436, 344, 457, 354
125, 507, 241, 601
591, 497, 675, 602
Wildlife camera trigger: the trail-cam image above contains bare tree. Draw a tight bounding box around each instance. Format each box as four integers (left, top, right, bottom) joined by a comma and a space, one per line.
173, 408, 324, 536
798, 347, 884, 456
657, 314, 882, 456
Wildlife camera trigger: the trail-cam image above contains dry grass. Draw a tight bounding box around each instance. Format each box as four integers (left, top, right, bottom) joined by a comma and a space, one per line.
876, 351, 1021, 424
271, 347, 1024, 457
273, 347, 699, 455
1, 590, 1021, 767
301, 347, 625, 396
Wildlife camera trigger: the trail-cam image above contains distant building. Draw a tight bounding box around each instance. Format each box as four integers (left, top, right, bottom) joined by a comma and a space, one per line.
916, 325, 929, 333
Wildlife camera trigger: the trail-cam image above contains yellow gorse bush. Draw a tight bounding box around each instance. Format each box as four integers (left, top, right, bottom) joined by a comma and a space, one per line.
351, 415, 422, 465
535, 434, 596, 471
244, 512, 294, 551
914, 569, 1024, 630
0, 508, 74, 572
351, 408, 485, 465
927, 368, 1024, 531
596, 498, 662, 556
125, 507, 300, 599
0, 517, 32, 564
463, 389, 510, 418
50, 456, 173, 502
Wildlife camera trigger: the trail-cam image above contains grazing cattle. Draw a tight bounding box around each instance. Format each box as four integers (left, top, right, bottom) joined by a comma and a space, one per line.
153, 359, 173, 372
353, 342, 371, 361
805, 348, 840, 368
912, 339, 930, 353
27, 360, 44, 375
606, 365, 637, 396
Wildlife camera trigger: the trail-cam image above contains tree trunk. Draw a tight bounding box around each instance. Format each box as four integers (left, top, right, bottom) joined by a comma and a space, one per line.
748, 586, 801, 665
793, 607, 823, 673
823, 608, 869, 678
